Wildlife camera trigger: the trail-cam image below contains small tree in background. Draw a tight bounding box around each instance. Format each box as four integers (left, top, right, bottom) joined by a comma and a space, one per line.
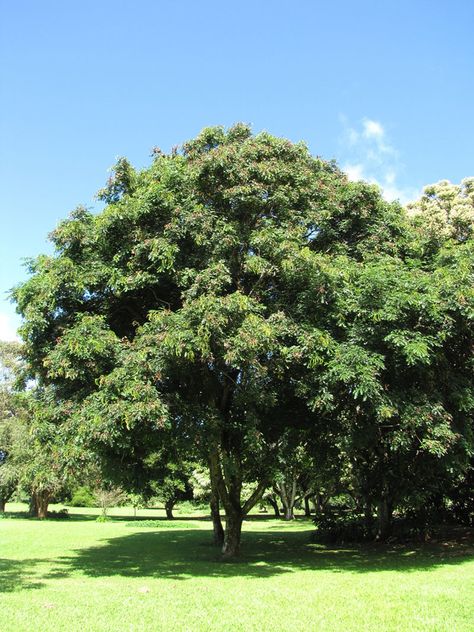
94, 486, 126, 520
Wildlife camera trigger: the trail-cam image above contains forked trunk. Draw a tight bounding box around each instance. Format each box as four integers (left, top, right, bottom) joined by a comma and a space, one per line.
279, 479, 297, 520
222, 511, 243, 558
209, 443, 266, 558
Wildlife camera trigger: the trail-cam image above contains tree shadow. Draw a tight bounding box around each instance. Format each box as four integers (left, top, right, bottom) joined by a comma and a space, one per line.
0, 558, 45, 593
2, 510, 98, 522
50, 526, 474, 582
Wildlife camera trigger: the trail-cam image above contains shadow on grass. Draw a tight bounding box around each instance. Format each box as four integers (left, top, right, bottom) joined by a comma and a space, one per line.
0, 558, 45, 593
2, 509, 304, 523
1, 510, 98, 522
48, 526, 474, 582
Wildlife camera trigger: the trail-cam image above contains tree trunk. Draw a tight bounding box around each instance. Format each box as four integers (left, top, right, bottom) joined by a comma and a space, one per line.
36, 491, 50, 520
209, 444, 266, 558
304, 495, 311, 517
209, 460, 225, 546
222, 510, 243, 558
267, 494, 280, 517
0, 485, 14, 513
284, 504, 294, 520
312, 492, 329, 515
376, 496, 392, 540
210, 491, 225, 547
364, 498, 373, 536
165, 500, 174, 520
278, 479, 297, 520
29, 495, 37, 517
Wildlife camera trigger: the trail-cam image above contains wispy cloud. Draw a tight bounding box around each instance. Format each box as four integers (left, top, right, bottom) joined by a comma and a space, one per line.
0, 312, 20, 342
339, 116, 419, 205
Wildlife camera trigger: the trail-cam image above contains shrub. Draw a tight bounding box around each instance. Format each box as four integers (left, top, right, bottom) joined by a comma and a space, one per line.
96, 514, 111, 522
47, 508, 70, 520
69, 486, 96, 507
313, 510, 370, 544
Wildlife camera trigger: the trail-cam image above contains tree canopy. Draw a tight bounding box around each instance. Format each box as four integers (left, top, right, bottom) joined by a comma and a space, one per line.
12, 126, 474, 554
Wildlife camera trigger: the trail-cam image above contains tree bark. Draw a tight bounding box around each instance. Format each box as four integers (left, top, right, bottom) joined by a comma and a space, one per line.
29, 495, 37, 517
209, 460, 225, 546
267, 494, 280, 517
363, 498, 373, 535
0, 485, 14, 513
209, 446, 267, 558
165, 500, 174, 520
210, 491, 225, 547
376, 496, 392, 540
278, 479, 297, 520
304, 495, 311, 517
312, 492, 329, 515
222, 510, 243, 558
35, 491, 50, 520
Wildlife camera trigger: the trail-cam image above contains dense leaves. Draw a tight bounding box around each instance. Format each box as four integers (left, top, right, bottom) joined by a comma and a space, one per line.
11, 127, 474, 552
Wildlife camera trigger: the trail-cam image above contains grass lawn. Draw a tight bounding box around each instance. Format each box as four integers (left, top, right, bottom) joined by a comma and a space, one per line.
1, 503, 473, 631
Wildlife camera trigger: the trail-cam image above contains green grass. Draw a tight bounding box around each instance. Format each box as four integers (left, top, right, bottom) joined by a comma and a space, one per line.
1, 503, 473, 631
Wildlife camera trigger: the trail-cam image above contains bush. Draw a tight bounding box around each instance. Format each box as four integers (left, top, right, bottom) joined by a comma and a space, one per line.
176, 500, 208, 514
313, 510, 370, 544
47, 508, 70, 520
313, 509, 438, 544
448, 467, 474, 526
69, 486, 96, 507
96, 514, 111, 522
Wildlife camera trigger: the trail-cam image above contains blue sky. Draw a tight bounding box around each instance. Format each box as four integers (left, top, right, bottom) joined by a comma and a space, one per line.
1, 0, 473, 340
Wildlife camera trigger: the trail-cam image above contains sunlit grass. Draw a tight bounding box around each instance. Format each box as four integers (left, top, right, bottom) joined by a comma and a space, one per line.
1, 503, 473, 631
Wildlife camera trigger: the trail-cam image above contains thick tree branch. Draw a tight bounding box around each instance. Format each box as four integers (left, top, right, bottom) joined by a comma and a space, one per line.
242, 479, 268, 515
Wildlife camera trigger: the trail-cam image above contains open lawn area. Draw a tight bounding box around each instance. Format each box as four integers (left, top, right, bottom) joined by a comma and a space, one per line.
1, 504, 473, 632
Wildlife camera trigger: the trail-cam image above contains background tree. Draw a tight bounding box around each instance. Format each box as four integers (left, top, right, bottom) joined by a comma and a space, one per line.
20, 392, 73, 519
0, 342, 28, 512
94, 486, 126, 520
407, 177, 474, 243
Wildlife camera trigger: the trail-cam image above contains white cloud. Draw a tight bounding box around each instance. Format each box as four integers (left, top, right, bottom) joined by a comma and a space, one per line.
0, 312, 20, 342
339, 117, 419, 205
363, 119, 384, 139
344, 163, 366, 182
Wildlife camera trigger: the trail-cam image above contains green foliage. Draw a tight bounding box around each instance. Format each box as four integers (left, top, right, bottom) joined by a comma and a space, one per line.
0, 342, 29, 508
95, 514, 111, 522
11, 125, 474, 549
69, 486, 96, 507
407, 177, 474, 243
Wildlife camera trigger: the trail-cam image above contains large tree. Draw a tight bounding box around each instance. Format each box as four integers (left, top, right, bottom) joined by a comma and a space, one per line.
14, 125, 471, 553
